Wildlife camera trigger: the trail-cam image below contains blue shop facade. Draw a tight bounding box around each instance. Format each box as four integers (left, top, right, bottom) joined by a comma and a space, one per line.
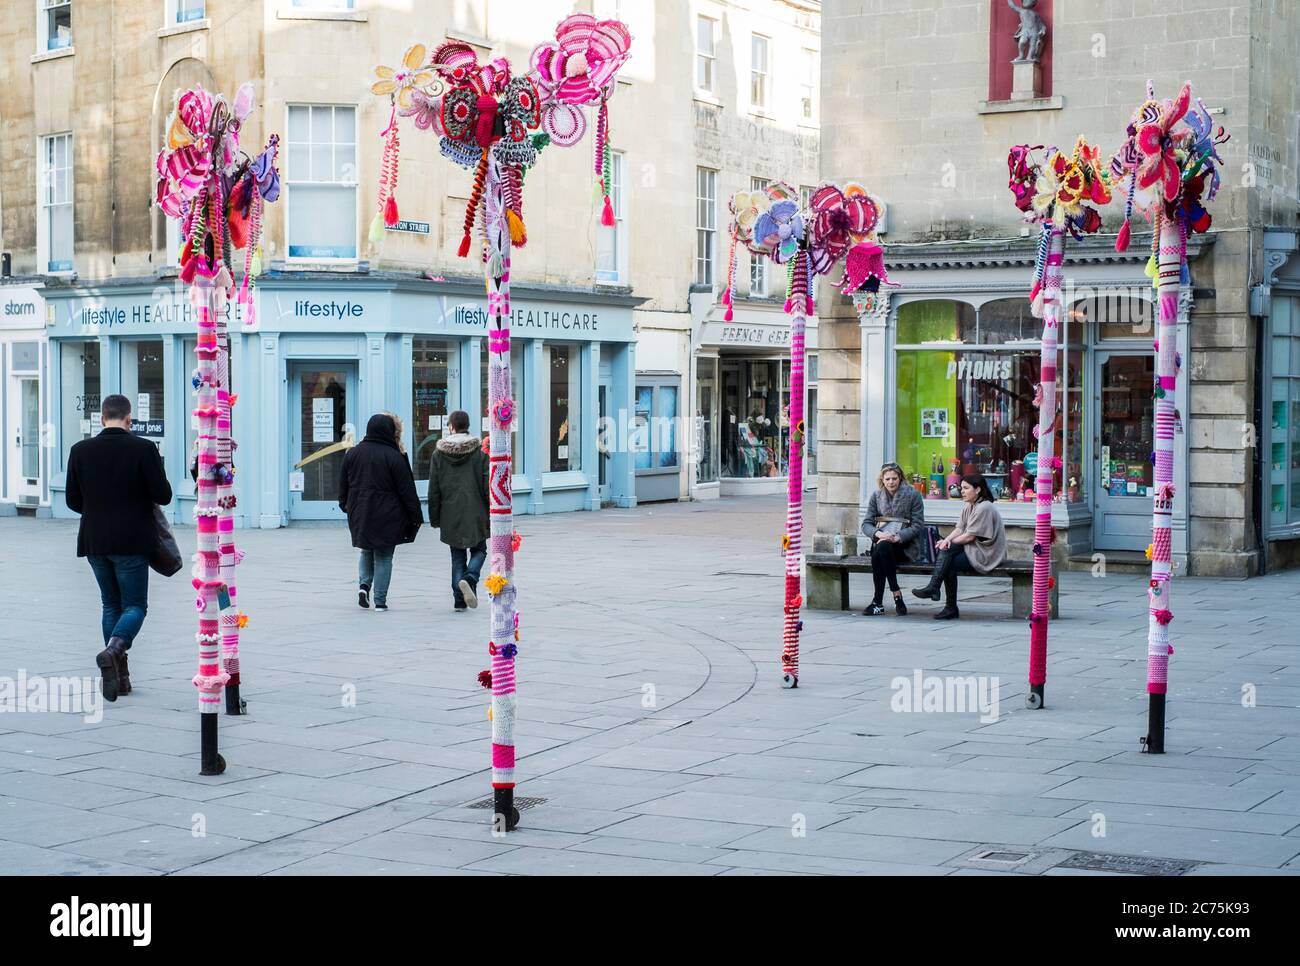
45, 274, 640, 527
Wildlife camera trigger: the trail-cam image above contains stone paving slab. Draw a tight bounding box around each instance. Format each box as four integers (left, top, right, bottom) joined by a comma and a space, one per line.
2, 495, 1300, 875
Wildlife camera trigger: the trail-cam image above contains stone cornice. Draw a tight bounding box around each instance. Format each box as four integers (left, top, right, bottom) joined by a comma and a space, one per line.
883, 232, 1214, 271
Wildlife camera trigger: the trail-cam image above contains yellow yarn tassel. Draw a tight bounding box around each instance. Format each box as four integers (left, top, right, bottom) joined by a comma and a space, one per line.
506, 209, 527, 245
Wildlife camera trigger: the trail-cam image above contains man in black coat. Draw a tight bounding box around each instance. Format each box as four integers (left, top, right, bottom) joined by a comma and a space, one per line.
428, 410, 489, 612
339, 413, 422, 612
65, 394, 174, 701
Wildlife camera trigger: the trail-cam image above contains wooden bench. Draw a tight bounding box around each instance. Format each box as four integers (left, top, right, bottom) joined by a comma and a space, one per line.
805, 553, 1059, 619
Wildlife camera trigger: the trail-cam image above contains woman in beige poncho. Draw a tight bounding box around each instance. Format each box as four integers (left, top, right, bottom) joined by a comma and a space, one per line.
912, 473, 1007, 620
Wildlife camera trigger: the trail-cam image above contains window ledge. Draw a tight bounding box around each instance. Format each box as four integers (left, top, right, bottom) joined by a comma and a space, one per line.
278, 259, 365, 273
158, 18, 210, 39
444, 28, 491, 49
694, 91, 723, 108
541, 470, 590, 491
276, 8, 367, 23
976, 95, 1065, 115
31, 46, 75, 65
749, 108, 775, 120
42, 270, 77, 280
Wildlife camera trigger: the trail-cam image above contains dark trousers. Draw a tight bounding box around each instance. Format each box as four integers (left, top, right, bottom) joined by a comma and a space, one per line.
870, 540, 905, 603
930, 546, 975, 605
450, 541, 487, 606
86, 554, 150, 649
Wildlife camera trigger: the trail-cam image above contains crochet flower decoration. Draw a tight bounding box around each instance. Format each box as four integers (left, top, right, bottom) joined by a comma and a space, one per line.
484, 573, 508, 596
807, 183, 879, 275
494, 398, 515, 428
730, 189, 771, 242
1012, 139, 1109, 238
531, 14, 632, 105
1136, 84, 1192, 203
371, 44, 441, 111
750, 185, 805, 264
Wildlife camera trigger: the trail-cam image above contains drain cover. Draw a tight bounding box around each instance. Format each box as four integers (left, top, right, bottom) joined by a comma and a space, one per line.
1056, 852, 1199, 876
978, 850, 1031, 863
465, 795, 547, 811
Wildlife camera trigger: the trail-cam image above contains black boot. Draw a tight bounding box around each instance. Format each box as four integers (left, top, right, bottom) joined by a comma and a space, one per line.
912, 550, 953, 601
935, 569, 960, 620
893, 592, 908, 616
117, 651, 132, 696
96, 637, 128, 703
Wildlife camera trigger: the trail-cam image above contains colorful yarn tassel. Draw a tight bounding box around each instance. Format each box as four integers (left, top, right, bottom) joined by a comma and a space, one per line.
384, 193, 399, 228
506, 209, 527, 245
460, 148, 489, 259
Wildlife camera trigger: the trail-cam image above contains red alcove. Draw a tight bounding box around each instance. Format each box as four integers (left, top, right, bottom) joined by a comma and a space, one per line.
989, 0, 1053, 101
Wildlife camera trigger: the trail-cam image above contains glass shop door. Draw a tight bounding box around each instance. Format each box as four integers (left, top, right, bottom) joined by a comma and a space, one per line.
288, 362, 357, 521
1093, 351, 1155, 551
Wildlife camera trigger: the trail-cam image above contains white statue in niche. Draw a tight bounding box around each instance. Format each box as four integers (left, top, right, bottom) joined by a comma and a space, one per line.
1008, 0, 1047, 63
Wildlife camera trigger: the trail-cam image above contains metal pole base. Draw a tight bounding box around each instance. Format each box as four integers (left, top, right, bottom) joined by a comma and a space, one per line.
1026, 683, 1044, 710
493, 787, 520, 832
781, 672, 798, 689
199, 713, 226, 775
225, 683, 246, 715
1141, 693, 1166, 754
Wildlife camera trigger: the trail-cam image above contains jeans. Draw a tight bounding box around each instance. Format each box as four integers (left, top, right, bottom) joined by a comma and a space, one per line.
86, 555, 150, 649
450, 542, 487, 607
359, 547, 396, 606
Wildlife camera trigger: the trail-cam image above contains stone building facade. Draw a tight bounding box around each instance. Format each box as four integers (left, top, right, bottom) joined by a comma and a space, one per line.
0, 0, 819, 522
814, 0, 1300, 579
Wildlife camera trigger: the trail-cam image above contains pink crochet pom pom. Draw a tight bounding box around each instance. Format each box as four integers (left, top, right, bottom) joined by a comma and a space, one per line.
721, 287, 732, 306
383, 194, 399, 228
600, 196, 615, 227
783, 298, 793, 313
724, 305, 734, 322
1154, 609, 1173, 625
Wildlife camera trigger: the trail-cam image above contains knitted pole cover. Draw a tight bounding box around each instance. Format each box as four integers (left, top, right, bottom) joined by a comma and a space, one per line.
780, 250, 810, 688
483, 156, 518, 791
1029, 227, 1064, 688
192, 284, 229, 711
215, 323, 241, 689
1146, 214, 1181, 695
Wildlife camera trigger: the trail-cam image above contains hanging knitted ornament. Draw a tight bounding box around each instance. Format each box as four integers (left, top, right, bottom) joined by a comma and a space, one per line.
506, 209, 527, 245
459, 148, 489, 258
376, 113, 402, 232
1115, 177, 1136, 252
595, 95, 615, 227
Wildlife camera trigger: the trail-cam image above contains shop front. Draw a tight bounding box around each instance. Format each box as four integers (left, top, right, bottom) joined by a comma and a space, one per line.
858, 239, 1194, 562
0, 283, 51, 516
45, 276, 639, 527
693, 303, 818, 499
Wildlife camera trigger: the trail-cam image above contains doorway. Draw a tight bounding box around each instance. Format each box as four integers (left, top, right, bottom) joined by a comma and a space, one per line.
288, 362, 357, 520
1093, 351, 1155, 551
12, 376, 41, 506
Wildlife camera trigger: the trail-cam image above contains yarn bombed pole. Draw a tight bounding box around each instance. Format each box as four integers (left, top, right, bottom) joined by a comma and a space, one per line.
154, 84, 280, 775
369, 15, 631, 829
1006, 138, 1111, 709
727, 182, 890, 688
1027, 225, 1064, 709
1110, 81, 1229, 753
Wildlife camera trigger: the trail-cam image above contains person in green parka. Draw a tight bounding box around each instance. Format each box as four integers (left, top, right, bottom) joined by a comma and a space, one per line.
427, 409, 490, 612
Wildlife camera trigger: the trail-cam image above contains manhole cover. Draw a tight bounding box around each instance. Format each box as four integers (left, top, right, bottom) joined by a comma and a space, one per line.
465, 796, 547, 811
1056, 852, 1199, 876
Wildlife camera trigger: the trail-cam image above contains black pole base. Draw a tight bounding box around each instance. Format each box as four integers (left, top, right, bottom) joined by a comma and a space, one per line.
493, 787, 520, 832
225, 683, 246, 716
1026, 683, 1044, 710
1141, 693, 1166, 754
199, 713, 226, 776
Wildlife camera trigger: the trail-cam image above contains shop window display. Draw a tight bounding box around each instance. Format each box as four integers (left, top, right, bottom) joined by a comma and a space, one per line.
546, 343, 581, 472
60, 340, 100, 471
121, 340, 166, 463
721, 358, 789, 479
894, 300, 1083, 503
413, 338, 453, 481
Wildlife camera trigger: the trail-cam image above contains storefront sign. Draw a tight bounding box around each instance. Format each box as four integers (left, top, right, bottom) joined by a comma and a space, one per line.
1, 286, 44, 329
293, 299, 364, 320
450, 303, 606, 334
699, 316, 818, 351
946, 358, 1013, 382
130, 419, 164, 437
386, 220, 430, 234
51, 288, 246, 334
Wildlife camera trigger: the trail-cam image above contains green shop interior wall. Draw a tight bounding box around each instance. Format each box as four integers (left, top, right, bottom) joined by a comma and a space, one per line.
894, 301, 966, 479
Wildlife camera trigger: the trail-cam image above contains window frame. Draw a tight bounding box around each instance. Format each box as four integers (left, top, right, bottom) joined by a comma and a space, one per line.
595, 150, 628, 284
750, 33, 770, 112
38, 0, 72, 52
749, 177, 769, 297
695, 14, 716, 92
284, 103, 360, 264
799, 47, 817, 122
695, 166, 717, 288
291, 0, 354, 9
38, 132, 74, 276
167, 0, 205, 24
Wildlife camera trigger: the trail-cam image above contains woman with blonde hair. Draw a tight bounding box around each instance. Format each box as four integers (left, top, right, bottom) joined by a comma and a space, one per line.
860, 461, 926, 616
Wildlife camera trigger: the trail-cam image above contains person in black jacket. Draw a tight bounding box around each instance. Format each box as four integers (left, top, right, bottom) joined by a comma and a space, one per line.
65, 394, 174, 701
339, 413, 422, 612
428, 410, 490, 612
